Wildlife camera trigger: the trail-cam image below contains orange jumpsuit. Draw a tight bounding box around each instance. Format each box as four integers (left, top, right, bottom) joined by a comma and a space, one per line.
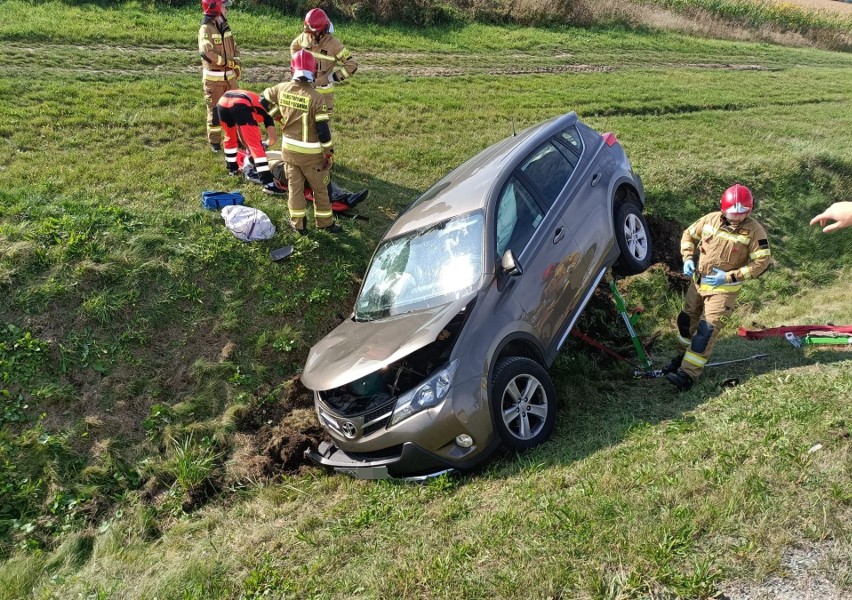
217, 90, 275, 184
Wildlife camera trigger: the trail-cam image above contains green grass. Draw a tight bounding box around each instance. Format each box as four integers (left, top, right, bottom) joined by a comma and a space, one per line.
1, 2, 851, 598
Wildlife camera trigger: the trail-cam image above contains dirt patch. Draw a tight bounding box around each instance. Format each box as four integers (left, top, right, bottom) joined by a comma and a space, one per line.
722, 539, 850, 600
225, 378, 324, 482
766, 0, 852, 14
648, 213, 691, 294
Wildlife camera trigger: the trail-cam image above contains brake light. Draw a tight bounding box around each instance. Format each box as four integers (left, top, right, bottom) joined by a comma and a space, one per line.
602, 132, 618, 147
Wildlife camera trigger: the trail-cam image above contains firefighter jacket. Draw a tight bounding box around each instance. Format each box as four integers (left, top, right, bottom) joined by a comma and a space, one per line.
199, 16, 240, 82
680, 211, 772, 295
290, 32, 357, 94
261, 81, 332, 163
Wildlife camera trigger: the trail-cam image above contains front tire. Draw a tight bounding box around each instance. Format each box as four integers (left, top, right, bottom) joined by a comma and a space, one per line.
613, 200, 653, 275
491, 357, 557, 450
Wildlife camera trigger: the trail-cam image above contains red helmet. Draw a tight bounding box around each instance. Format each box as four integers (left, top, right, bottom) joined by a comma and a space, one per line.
202, 0, 230, 16
304, 8, 331, 35
720, 184, 753, 217
291, 50, 317, 82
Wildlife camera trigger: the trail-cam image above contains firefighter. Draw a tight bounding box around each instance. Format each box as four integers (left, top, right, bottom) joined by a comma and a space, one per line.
663, 184, 772, 391
288, 8, 367, 206
261, 51, 342, 235
198, 0, 240, 152
216, 90, 277, 184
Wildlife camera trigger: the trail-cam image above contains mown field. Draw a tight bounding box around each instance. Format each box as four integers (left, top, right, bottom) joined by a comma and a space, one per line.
2, 1, 852, 598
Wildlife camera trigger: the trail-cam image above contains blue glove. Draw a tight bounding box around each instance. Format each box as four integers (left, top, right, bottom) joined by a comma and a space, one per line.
683, 259, 695, 277
704, 267, 727, 287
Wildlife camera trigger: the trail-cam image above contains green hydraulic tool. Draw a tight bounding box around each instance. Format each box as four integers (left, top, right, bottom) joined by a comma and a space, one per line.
606, 270, 653, 372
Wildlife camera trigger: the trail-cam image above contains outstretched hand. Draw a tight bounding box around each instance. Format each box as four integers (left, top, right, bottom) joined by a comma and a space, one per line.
810, 201, 852, 233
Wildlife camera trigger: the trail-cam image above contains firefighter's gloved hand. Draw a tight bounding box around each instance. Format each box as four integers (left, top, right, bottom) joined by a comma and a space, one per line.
704, 268, 727, 287
683, 259, 695, 277
322, 152, 334, 170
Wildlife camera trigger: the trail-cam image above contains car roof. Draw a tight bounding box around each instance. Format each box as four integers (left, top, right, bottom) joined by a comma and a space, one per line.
385, 112, 581, 239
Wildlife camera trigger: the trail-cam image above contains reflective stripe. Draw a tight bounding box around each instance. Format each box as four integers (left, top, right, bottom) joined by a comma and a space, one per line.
678, 335, 691, 346
256, 165, 270, 173
321, 141, 333, 149
225, 156, 237, 163
283, 137, 322, 150
739, 266, 752, 280
698, 282, 742, 293
702, 224, 751, 245
684, 351, 707, 367
316, 113, 330, 122
290, 209, 307, 217
749, 248, 771, 259
681, 243, 694, 250
283, 142, 322, 154
208, 126, 222, 133
315, 85, 335, 95
203, 69, 237, 81
315, 209, 333, 218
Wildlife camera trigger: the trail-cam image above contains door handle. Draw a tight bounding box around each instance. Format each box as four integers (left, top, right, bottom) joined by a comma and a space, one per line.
591, 172, 602, 187
553, 226, 565, 244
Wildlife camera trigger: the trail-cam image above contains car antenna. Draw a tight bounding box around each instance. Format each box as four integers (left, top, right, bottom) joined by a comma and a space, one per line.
511, 119, 517, 137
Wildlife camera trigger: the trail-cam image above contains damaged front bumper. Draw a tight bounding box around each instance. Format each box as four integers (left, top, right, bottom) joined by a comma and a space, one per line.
305, 440, 457, 481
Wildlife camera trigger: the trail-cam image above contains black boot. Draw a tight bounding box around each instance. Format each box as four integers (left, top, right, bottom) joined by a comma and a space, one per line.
661, 353, 684, 374
289, 218, 307, 236
346, 189, 370, 208
665, 369, 694, 392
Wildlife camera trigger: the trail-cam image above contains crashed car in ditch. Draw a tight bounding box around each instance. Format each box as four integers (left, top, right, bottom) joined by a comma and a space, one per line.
301, 111, 652, 479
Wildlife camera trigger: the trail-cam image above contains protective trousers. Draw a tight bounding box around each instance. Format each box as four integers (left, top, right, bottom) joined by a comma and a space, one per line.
218, 105, 273, 184
284, 158, 333, 229
676, 282, 737, 380
203, 79, 236, 144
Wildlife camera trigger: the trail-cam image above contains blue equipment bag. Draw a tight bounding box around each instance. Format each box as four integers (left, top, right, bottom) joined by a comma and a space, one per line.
202, 190, 245, 210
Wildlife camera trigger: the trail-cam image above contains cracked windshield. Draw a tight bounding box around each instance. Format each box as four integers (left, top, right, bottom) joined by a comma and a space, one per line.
355, 212, 484, 320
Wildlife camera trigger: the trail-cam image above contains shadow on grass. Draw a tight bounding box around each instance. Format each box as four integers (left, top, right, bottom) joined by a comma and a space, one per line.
480, 331, 850, 479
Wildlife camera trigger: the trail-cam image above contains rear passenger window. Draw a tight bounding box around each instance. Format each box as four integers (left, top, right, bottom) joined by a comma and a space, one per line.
519, 142, 576, 208
558, 128, 583, 154
495, 177, 543, 258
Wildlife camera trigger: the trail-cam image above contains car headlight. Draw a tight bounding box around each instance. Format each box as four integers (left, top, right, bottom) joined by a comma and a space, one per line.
389, 359, 459, 426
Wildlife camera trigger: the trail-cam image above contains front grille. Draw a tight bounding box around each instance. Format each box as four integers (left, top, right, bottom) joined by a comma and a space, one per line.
362, 414, 392, 437
345, 444, 404, 461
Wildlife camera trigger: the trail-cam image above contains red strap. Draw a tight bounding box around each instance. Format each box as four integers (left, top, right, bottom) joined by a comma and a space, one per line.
571, 328, 630, 363
738, 325, 852, 339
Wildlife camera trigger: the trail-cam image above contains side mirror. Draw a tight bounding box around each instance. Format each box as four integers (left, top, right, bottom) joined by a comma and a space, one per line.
501, 249, 523, 277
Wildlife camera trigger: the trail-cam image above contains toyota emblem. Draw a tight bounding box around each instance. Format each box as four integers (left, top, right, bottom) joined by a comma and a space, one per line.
341, 421, 357, 439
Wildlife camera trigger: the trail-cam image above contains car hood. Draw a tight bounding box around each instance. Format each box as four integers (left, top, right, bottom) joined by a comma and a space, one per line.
301, 295, 474, 391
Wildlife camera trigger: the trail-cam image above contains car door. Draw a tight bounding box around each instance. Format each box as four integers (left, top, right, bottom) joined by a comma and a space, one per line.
496, 142, 584, 357
555, 126, 615, 284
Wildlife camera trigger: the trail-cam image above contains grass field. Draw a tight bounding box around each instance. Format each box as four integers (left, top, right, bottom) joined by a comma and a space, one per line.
2, 1, 852, 598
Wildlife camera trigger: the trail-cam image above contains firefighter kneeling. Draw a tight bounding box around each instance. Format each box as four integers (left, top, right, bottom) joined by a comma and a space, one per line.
663, 184, 772, 391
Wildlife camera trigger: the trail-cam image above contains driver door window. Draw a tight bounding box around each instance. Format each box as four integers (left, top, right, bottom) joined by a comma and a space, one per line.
496, 177, 543, 258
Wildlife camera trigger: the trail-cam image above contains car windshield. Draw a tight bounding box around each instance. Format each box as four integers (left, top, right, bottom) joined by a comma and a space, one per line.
355, 211, 484, 321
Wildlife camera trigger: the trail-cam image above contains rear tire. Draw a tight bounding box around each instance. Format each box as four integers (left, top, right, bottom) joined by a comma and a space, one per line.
490, 357, 557, 450
613, 200, 652, 275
